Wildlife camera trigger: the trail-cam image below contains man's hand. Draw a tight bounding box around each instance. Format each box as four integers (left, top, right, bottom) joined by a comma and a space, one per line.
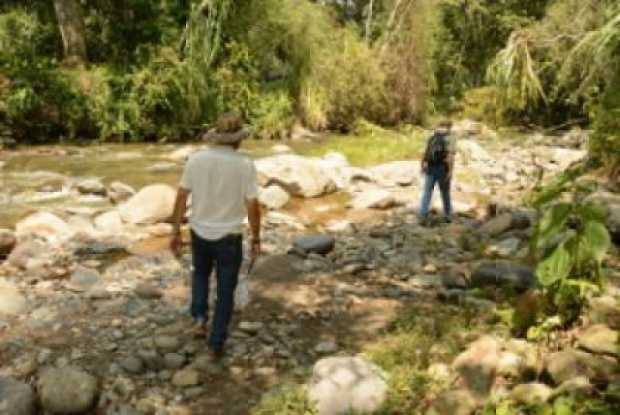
250, 237, 261, 259
170, 232, 183, 257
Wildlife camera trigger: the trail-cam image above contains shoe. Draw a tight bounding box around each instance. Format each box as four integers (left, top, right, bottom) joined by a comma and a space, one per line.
418, 217, 429, 227
209, 345, 225, 361
191, 319, 208, 336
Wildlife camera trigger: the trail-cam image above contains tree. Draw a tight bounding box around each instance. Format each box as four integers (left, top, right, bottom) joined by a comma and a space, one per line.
52, 0, 87, 65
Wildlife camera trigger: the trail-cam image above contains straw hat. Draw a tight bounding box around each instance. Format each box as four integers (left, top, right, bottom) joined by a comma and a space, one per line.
201, 112, 249, 144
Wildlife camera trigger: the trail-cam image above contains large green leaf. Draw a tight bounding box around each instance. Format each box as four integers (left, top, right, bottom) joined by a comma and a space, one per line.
536, 242, 573, 286
536, 203, 572, 249
578, 202, 607, 223
583, 220, 611, 262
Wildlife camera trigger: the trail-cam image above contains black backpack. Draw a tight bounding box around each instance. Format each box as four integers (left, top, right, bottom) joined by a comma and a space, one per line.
425, 132, 449, 165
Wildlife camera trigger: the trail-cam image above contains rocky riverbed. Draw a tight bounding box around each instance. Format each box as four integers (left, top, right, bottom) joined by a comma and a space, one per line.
1, 122, 619, 414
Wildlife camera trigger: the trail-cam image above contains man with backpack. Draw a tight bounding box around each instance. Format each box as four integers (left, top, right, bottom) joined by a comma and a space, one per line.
419, 119, 455, 224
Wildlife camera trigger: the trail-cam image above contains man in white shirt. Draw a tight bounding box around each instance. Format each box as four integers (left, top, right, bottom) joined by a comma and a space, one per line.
170, 112, 261, 359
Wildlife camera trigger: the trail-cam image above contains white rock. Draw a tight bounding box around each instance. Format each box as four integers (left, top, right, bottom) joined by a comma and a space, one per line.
308, 356, 388, 415
15, 212, 71, 242
255, 154, 336, 198
271, 144, 293, 154
119, 184, 176, 224
349, 189, 400, 210
95, 211, 124, 234
368, 161, 419, 187
108, 181, 136, 204
168, 146, 197, 161
457, 140, 492, 163
0, 281, 27, 316
38, 366, 99, 414
259, 185, 290, 210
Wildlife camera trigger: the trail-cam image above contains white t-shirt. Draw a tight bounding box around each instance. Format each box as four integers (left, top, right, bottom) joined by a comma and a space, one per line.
180, 146, 259, 240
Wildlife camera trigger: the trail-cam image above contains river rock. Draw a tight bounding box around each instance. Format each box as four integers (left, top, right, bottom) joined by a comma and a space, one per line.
292, 235, 335, 256
135, 283, 163, 299
168, 146, 197, 161
549, 148, 586, 168
172, 369, 200, 387
0, 281, 27, 316
94, 211, 124, 234
108, 182, 136, 204
510, 383, 552, 405
38, 366, 99, 414
119, 356, 144, 375
486, 237, 521, 258
259, 185, 290, 210
6, 239, 48, 269
154, 335, 181, 353
453, 336, 500, 398
470, 261, 535, 292
457, 139, 492, 162
68, 267, 102, 292
0, 376, 36, 415
368, 161, 419, 187
15, 212, 71, 241
545, 349, 618, 385
119, 184, 176, 224
164, 353, 186, 370
589, 296, 620, 329
577, 324, 618, 356
350, 189, 399, 210
255, 154, 336, 198
427, 389, 477, 415
77, 178, 106, 196
479, 213, 513, 237
308, 356, 388, 415
0, 229, 16, 258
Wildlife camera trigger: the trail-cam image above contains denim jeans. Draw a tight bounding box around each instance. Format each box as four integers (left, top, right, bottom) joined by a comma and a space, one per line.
419, 163, 452, 219
190, 231, 243, 350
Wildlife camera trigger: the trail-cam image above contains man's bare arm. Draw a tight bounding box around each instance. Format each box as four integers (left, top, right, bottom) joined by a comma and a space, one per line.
246, 198, 261, 257
170, 188, 190, 255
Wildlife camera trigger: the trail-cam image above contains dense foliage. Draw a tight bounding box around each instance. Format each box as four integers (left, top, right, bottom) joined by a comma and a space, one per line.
0, 0, 618, 170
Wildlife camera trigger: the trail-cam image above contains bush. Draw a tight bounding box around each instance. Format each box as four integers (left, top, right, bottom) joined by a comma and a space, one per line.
457, 87, 505, 127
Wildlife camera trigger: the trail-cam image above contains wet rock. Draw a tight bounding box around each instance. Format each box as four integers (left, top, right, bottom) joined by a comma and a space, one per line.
368, 161, 419, 187
308, 356, 388, 415
68, 266, 102, 292
479, 213, 513, 237
470, 261, 535, 292
349, 189, 400, 210
0, 376, 36, 415
589, 296, 620, 329
77, 178, 106, 196
119, 356, 144, 375
452, 336, 500, 399
426, 389, 477, 415
135, 283, 163, 299
119, 184, 176, 224
510, 383, 552, 405
0, 281, 27, 316
259, 185, 290, 210
0, 229, 16, 258
108, 182, 136, 205
154, 335, 181, 353
38, 366, 99, 414
172, 369, 200, 387
164, 353, 186, 370
577, 324, 618, 356
292, 235, 335, 256
486, 237, 521, 258
15, 212, 71, 241
255, 154, 336, 198
545, 349, 618, 385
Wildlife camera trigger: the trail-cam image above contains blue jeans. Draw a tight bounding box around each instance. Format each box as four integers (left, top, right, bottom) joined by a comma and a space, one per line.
419, 164, 452, 219
190, 231, 243, 350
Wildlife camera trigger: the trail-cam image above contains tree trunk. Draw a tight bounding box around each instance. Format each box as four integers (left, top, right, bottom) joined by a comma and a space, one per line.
53, 0, 87, 65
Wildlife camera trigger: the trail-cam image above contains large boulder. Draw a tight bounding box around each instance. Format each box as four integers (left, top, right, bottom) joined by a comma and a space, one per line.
0, 376, 36, 415
368, 161, 419, 187
15, 212, 71, 241
308, 356, 388, 415
255, 155, 336, 198
0, 281, 27, 316
259, 185, 290, 210
0, 229, 16, 258
470, 261, 536, 292
94, 210, 124, 234
38, 366, 99, 414
545, 349, 618, 385
119, 184, 176, 224
452, 336, 500, 399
